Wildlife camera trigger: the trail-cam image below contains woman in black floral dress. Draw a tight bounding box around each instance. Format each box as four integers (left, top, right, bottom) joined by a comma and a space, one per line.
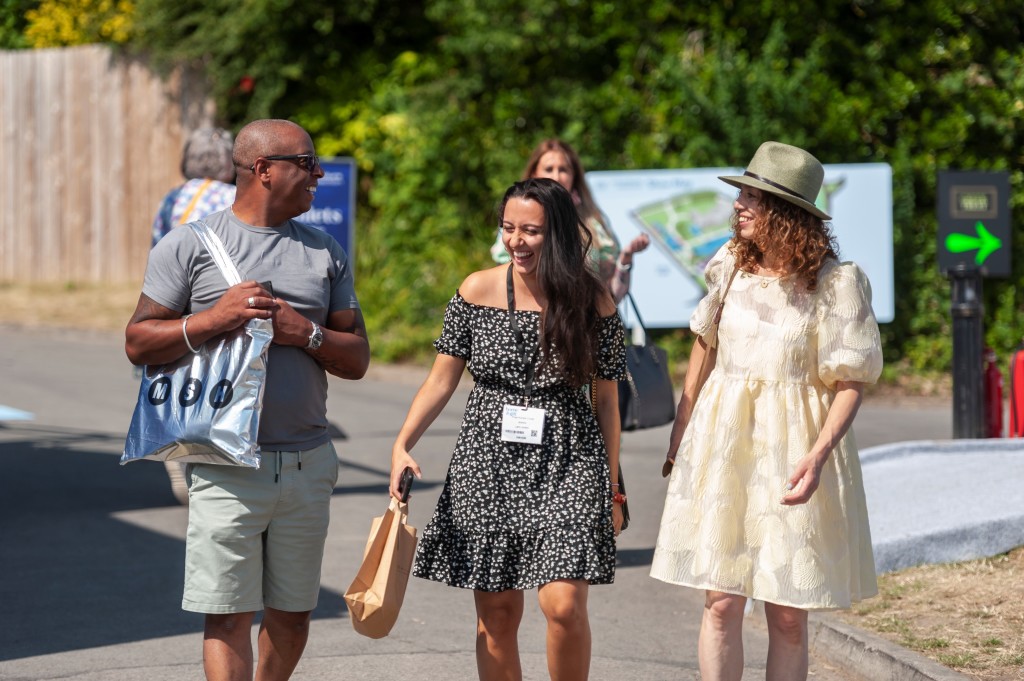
390, 179, 626, 680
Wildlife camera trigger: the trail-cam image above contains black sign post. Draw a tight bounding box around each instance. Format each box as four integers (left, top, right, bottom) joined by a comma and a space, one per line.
947, 264, 985, 438
937, 171, 1011, 439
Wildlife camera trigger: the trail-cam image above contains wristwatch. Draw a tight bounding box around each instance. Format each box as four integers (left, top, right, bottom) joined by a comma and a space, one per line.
306, 322, 323, 351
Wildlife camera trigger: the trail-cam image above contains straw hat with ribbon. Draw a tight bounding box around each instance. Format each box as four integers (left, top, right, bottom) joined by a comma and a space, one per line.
718, 141, 831, 220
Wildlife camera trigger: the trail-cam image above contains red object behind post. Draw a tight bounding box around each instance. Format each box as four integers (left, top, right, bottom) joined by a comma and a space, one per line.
985, 348, 1003, 438
1009, 344, 1024, 437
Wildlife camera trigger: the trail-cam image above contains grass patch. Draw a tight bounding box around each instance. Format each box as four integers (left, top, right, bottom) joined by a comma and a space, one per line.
0, 281, 141, 332
837, 546, 1024, 679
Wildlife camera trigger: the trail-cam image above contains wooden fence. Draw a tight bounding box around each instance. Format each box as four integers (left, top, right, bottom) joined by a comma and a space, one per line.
0, 45, 213, 283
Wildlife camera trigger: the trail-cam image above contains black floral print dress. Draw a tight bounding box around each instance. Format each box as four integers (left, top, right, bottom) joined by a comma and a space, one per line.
413, 292, 627, 591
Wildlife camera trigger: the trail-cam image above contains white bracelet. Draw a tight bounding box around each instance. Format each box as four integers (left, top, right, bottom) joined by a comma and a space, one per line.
182, 314, 200, 354
616, 260, 632, 272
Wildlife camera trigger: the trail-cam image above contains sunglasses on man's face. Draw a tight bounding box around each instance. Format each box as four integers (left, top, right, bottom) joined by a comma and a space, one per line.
250, 153, 320, 172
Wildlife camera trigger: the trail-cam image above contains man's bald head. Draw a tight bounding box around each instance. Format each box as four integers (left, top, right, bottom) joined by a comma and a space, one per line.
229, 119, 320, 224
233, 119, 307, 176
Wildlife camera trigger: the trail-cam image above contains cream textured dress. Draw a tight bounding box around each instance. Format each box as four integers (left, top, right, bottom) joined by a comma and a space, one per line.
650, 243, 883, 610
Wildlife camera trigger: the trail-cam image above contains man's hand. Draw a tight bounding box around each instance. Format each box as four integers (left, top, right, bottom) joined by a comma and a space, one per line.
208, 281, 275, 330
267, 296, 316, 347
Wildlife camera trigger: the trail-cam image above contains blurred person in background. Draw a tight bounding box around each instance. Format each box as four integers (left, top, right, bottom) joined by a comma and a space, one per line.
490, 139, 649, 303
151, 127, 237, 247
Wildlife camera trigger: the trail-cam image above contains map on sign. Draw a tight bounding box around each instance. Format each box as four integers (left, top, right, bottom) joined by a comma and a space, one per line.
630, 190, 734, 288
629, 179, 847, 289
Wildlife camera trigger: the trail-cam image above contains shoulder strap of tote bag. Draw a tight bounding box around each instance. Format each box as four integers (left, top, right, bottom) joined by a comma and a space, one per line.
189, 220, 242, 287
622, 292, 650, 347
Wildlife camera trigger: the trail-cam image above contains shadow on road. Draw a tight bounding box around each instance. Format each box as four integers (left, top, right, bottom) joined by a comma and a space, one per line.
0, 423, 345, 662
334, 456, 444, 499
616, 547, 655, 568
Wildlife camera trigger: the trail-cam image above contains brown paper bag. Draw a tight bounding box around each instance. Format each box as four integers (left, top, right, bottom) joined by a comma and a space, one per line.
343, 497, 418, 639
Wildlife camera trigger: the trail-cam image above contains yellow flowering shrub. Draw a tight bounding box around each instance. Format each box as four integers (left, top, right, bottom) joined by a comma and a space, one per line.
25, 0, 134, 47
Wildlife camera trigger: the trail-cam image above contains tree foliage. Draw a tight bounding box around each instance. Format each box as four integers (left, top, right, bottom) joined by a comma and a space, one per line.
1, 0, 39, 48
13, 0, 1023, 372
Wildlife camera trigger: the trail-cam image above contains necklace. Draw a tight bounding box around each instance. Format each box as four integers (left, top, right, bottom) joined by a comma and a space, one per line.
741, 270, 786, 288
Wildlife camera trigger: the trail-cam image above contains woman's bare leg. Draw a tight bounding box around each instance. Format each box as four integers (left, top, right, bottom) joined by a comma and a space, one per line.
697, 591, 746, 681
474, 589, 525, 681
537, 579, 591, 681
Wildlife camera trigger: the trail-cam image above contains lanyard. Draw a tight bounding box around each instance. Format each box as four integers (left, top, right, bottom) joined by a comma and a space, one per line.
506, 264, 538, 403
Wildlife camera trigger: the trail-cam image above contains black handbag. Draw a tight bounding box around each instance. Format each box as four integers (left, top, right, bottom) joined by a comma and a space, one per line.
618, 293, 676, 431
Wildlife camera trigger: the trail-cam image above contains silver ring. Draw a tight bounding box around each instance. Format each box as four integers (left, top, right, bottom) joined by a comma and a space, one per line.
248, 296, 255, 308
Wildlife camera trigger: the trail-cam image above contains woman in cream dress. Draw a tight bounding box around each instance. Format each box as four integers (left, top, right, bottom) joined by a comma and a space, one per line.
651, 142, 882, 681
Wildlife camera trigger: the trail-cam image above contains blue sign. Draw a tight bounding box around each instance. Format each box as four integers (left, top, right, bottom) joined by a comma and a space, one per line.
298, 157, 357, 259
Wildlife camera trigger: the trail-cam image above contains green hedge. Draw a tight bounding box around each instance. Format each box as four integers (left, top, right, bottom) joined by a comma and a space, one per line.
120, 0, 1024, 373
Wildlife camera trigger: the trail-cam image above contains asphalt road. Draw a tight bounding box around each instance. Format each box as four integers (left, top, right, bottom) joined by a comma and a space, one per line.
0, 325, 950, 680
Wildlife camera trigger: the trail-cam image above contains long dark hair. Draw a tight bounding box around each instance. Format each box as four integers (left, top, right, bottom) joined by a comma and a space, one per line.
499, 178, 605, 387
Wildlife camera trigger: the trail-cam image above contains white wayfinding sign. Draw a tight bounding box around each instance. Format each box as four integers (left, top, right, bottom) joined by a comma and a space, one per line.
587, 164, 895, 327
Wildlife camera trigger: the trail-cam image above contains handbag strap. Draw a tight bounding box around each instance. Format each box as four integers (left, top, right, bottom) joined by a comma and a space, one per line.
695, 261, 739, 387
706, 264, 739, 351
622, 292, 648, 336
178, 179, 214, 225
189, 220, 242, 287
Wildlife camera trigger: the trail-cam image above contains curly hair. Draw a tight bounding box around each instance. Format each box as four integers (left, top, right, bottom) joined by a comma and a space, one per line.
730, 191, 838, 291
498, 178, 604, 388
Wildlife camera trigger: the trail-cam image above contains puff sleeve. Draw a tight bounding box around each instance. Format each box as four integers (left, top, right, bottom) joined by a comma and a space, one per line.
433, 292, 473, 359
689, 243, 735, 343
816, 262, 883, 389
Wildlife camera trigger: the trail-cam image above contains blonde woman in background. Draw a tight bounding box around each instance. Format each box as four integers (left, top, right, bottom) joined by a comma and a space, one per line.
491, 139, 649, 303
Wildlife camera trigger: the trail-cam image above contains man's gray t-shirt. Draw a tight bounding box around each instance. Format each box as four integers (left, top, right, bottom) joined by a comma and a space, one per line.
143, 209, 359, 450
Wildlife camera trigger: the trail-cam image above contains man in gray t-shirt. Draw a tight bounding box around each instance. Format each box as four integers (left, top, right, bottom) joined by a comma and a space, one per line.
126, 119, 370, 680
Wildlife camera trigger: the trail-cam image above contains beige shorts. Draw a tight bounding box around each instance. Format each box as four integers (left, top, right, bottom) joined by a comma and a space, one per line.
182, 441, 339, 614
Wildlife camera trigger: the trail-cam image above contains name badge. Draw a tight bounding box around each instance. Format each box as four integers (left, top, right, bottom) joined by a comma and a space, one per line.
501, 404, 546, 444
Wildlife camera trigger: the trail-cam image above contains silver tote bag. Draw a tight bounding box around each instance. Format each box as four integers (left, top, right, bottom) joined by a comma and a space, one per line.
121, 220, 274, 467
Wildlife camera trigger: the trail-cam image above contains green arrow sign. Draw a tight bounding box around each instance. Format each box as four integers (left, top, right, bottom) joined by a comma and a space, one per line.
945, 221, 1003, 265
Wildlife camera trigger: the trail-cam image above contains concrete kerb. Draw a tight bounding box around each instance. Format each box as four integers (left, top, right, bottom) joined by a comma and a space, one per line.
810, 614, 972, 681
860, 438, 1024, 573
859, 438, 1024, 464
